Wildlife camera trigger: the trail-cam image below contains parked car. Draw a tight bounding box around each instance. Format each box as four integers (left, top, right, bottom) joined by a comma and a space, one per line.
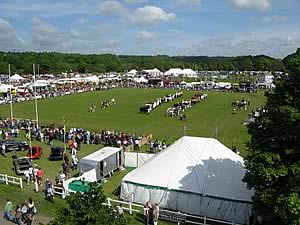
13, 157, 32, 175
26, 146, 43, 159
0, 139, 29, 152
48, 146, 64, 160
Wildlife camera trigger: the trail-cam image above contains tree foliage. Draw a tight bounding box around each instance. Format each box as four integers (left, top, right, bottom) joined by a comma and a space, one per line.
243, 48, 300, 225
0, 51, 284, 74
48, 183, 126, 225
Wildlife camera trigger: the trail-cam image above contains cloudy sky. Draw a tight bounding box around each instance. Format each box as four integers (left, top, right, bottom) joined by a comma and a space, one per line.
0, 0, 299, 58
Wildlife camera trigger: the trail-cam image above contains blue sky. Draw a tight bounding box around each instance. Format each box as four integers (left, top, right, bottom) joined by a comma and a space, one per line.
0, 0, 299, 58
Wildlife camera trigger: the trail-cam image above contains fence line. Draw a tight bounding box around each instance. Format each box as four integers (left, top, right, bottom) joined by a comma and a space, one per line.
0, 177, 242, 225
53, 186, 66, 199
104, 198, 242, 225
0, 173, 23, 188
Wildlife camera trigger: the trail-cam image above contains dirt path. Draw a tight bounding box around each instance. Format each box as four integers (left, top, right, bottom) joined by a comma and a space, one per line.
0, 211, 52, 225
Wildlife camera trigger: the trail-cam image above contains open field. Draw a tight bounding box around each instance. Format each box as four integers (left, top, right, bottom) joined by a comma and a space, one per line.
0, 88, 266, 154
0, 88, 266, 224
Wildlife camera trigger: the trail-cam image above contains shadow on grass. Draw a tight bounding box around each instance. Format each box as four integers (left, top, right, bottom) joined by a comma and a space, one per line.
112, 185, 121, 196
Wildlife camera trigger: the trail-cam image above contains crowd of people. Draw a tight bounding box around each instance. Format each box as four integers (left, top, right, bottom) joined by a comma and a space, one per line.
0, 83, 98, 106
148, 140, 168, 153
23, 166, 44, 187
140, 92, 183, 114
166, 93, 208, 118
4, 198, 37, 225
231, 98, 251, 114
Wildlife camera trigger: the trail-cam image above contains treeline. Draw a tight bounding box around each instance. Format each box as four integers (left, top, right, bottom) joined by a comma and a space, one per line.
0, 51, 284, 74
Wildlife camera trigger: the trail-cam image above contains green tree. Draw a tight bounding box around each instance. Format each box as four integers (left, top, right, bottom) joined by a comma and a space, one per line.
48, 183, 126, 225
243, 48, 300, 225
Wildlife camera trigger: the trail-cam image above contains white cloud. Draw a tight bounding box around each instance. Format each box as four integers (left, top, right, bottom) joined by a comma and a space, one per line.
104, 39, 119, 48
97, 1, 128, 15
231, 0, 271, 10
188, 32, 300, 58
0, 18, 24, 51
0, 1, 89, 19
132, 6, 176, 25
174, 0, 201, 6
136, 30, 156, 41
30, 17, 117, 53
124, 0, 147, 3
262, 15, 288, 23
169, 28, 182, 34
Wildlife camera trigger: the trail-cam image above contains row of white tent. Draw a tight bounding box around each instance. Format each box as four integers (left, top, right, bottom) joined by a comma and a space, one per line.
128, 68, 197, 77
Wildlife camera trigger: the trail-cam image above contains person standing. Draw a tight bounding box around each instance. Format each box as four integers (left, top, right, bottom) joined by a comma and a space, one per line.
153, 203, 160, 225
14, 205, 22, 225
24, 169, 30, 185
28, 166, 33, 182
117, 204, 124, 218
1, 142, 6, 157
143, 202, 150, 225
37, 167, 44, 186
4, 199, 13, 221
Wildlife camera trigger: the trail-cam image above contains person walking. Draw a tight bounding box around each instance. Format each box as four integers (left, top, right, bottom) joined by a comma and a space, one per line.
4, 199, 13, 221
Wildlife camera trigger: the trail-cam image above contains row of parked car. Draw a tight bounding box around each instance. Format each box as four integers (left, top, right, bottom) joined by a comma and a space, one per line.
1, 139, 65, 175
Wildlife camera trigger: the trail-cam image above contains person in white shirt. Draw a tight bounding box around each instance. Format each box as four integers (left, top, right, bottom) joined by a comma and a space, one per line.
24, 170, 30, 185
28, 166, 33, 182
33, 167, 38, 181
59, 171, 66, 183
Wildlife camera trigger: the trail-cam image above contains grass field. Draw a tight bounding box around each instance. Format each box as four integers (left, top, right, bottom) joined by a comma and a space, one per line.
0, 88, 266, 153
0, 88, 266, 224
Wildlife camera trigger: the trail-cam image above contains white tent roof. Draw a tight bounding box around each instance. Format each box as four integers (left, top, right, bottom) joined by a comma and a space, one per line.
143, 68, 161, 74
134, 76, 148, 83
123, 136, 252, 203
182, 68, 197, 75
84, 75, 100, 83
128, 69, 138, 75
9, 74, 25, 81
29, 80, 50, 88
164, 68, 183, 76
0, 84, 14, 93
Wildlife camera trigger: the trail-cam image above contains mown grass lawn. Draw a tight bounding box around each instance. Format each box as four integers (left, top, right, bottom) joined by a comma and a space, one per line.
0, 88, 266, 154
0, 88, 266, 223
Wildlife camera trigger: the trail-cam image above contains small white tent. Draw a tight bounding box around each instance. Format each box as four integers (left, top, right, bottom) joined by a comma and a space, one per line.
128, 69, 138, 75
0, 84, 14, 93
29, 80, 50, 88
134, 76, 148, 84
85, 75, 100, 84
164, 68, 183, 76
143, 68, 161, 76
182, 68, 197, 77
121, 136, 252, 224
9, 74, 25, 81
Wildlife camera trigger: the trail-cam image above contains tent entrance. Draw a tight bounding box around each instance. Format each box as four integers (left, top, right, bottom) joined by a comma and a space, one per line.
118, 151, 122, 167
100, 161, 104, 177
